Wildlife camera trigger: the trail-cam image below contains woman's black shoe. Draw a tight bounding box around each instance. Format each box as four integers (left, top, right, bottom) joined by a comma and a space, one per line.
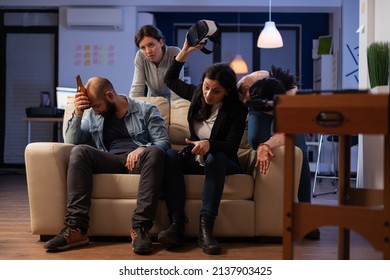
198, 214, 221, 255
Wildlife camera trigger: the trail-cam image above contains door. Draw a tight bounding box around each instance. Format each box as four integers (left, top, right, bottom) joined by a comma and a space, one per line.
0, 11, 58, 167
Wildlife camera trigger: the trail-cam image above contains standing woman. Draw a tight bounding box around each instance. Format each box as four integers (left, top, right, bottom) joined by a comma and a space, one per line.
129, 25, 183, 100
158, 39, 248, 255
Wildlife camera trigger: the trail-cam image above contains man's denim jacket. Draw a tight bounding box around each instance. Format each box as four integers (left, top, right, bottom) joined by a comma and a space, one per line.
65, 95, 170, 152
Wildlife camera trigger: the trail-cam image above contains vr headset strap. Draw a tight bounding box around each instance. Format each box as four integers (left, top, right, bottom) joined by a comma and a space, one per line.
200, 37, 220, 54
200, 20, 220, 54
200, 45, 213, 54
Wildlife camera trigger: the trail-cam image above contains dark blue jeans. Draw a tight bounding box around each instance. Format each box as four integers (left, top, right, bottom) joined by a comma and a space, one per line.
163, 149, 242, 217
65, 144, 165, 232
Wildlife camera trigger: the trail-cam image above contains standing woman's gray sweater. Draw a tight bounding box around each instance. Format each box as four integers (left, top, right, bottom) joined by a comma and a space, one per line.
129, 46, 183, 100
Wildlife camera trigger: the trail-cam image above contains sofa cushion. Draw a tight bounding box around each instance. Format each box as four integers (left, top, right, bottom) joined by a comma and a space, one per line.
91, 173, 254, 200
132, 96, 170, 128
169, 98, 191, 145
238, 148, 256, 175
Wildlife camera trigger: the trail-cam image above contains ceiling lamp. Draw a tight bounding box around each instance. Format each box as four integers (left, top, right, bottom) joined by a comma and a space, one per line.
230, 54, 249, 74
230, 12, 249, 74
257, 0, 283, 48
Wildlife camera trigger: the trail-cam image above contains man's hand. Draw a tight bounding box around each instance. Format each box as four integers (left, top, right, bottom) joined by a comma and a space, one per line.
125, 147, 146, 170
74, 91, 90, 116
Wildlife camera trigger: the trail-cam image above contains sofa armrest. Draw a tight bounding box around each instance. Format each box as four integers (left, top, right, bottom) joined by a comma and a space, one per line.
254, 145, 303, 236
25, 142, 75, 235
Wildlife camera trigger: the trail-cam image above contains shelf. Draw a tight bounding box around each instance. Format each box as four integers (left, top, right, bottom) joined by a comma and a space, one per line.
313, 54, 337, 91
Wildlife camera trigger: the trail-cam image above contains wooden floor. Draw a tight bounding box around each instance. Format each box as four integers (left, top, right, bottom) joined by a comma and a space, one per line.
0, 170, 382, 260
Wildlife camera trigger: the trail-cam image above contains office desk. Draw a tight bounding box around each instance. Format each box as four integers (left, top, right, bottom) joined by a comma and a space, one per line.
275, 93, 390, 259
24, 117, 63, 144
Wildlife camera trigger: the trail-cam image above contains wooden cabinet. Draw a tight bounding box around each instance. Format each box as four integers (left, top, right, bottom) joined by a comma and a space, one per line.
275, 93, 390, 260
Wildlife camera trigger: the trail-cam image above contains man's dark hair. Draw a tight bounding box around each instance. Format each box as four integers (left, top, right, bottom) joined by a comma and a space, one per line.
269, 65, 299, 91
249, 77, 285, 101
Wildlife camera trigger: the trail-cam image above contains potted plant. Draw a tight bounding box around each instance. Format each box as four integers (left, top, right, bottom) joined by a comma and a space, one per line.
367, 41, 390, 92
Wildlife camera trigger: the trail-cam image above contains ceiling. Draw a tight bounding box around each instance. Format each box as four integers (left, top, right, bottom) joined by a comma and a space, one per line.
0, 0, 342, 13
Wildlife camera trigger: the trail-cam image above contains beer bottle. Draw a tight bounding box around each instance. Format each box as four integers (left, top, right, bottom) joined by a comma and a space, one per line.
75, 74, 87, 96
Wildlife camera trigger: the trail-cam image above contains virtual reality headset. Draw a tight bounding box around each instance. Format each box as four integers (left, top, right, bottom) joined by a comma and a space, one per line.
186, 20, 221, 54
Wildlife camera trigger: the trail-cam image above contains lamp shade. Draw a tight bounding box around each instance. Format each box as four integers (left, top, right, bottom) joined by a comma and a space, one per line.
230, 54, 248, 74
257, 21, 283, 48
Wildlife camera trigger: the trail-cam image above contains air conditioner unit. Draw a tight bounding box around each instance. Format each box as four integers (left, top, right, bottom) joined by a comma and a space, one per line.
66, 7, 123, 30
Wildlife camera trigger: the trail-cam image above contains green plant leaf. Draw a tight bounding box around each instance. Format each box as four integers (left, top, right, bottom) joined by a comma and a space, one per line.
367, 41, 390, 88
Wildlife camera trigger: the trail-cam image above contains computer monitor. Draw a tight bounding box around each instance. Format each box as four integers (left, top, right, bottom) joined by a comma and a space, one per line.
56, 87, 76, 110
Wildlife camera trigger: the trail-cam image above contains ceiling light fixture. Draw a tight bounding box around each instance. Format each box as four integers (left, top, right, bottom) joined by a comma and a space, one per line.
230, 54, 248, 74
230, 12, 248, 74
257, 0, 283, 48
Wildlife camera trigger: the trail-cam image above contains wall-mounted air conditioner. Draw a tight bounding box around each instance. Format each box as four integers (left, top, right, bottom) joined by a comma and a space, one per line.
66, 7, 123, 30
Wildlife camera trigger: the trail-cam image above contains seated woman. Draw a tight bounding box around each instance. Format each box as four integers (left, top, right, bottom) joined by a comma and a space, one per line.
243, 67, 320, 240
158, 38, 248, 255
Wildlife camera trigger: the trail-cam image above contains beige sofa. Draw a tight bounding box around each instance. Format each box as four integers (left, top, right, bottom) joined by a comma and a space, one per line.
25, 96, 302, 240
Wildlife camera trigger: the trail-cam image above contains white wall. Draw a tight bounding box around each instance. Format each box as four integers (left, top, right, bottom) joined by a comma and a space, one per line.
358, 0, 390, 188
341, 0, 359, 89
58, 6, 139, 94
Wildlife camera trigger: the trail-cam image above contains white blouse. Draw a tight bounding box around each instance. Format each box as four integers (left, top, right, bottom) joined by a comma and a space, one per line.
193, 102, 222, 165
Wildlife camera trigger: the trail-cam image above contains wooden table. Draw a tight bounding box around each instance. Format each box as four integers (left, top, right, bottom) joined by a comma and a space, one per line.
274, 93, 390, 259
